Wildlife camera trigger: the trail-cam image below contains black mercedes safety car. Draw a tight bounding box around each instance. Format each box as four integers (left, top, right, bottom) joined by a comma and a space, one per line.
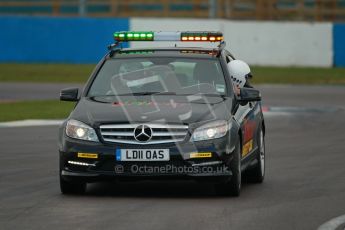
59, 31, 265, 196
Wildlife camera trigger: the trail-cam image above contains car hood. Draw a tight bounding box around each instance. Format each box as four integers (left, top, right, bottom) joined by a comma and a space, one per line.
70, 95, 233, 126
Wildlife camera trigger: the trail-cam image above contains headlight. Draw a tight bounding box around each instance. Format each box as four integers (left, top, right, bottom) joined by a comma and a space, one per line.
65, 119, 99, 142
191, 120, 229, 142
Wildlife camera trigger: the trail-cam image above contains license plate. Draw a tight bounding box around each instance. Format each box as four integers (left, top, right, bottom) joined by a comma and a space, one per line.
116, 149, 170, 161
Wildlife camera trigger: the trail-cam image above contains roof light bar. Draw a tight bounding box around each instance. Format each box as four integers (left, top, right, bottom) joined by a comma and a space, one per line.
114, 31, 223, 42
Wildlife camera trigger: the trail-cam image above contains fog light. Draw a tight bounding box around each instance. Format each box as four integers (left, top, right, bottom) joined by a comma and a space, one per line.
68, 161, 95, 167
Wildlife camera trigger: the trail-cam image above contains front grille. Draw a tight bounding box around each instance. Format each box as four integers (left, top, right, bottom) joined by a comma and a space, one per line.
99, 123, 189, 144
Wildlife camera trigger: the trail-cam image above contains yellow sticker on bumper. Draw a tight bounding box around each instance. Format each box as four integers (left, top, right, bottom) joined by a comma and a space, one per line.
242, 140, 253, 157
77, 153, 98, 159
190, 152, 212, 158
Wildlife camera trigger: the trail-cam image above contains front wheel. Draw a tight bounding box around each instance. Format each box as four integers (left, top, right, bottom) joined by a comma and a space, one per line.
215, 138, 241, 196
60, 174, 86, 195
247, 126, 265, 183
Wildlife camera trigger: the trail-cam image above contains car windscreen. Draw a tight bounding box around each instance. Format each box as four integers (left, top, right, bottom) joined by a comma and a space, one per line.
87, 57, 227, 97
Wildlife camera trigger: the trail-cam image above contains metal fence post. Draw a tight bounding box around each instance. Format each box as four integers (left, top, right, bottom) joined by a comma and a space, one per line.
209, 0, 217, 18
79, 0, 87, 17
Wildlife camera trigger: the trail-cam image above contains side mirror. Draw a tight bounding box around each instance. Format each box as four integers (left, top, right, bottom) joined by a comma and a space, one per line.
238, 88, 261, 102
60, 88, 79, 101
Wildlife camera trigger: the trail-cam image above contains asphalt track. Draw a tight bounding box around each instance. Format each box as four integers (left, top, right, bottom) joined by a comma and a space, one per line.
1, 84, 345, 230
0, 83, 82, 101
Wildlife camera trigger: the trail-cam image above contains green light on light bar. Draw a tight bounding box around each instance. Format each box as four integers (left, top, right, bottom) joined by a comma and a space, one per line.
114, 31, 154, 41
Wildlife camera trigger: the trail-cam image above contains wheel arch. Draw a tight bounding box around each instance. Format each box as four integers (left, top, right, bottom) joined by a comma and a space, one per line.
238, 128, 243, 147
229, 118, 242, 153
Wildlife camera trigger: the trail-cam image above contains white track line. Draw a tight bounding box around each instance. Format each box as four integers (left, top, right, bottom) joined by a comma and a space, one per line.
0, 110, 291, 128
318, 214, 345, 230
263, 111, 291, 117
0, 110, 286, 128
0, 119, 63, 128
1, 105, 316, 128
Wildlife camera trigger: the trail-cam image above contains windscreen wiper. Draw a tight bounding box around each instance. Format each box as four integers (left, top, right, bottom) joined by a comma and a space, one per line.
116, 92, 177, 96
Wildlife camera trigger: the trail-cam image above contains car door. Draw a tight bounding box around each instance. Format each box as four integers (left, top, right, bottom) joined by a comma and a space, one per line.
238, 100, 261, 160
225, 53, 261, 162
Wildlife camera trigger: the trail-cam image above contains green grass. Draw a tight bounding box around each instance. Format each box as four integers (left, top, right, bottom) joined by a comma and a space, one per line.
1, 63, 345, 84
0, 63, 94, 83
0, 100, 75, 122
251, 66, 345, 85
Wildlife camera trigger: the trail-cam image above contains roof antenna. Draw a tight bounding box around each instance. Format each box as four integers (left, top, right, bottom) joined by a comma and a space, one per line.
108, 41, 122, 57
218, 41, 226, 50
174, 43, 177, 47
108, 41, 121, 50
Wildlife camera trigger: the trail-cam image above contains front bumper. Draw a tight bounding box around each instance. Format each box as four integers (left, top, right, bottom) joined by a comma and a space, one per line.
59, 134, 233, 182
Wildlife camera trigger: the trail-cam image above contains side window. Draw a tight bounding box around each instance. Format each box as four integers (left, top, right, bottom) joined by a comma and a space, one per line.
225, 54, 236, 96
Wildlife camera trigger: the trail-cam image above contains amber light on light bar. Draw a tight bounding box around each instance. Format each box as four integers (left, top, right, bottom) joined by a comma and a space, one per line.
181, 36, 223, 42
180, 31, 223, 42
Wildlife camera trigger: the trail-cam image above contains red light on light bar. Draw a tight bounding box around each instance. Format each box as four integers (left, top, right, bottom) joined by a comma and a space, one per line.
182, 37, 188, 41
188, 37, 194, 41
201, 37, 207, 41
209, 37, 216, 41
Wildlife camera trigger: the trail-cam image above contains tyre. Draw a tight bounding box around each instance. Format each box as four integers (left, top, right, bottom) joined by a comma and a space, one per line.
215, 138, 241, 196
60, 174, 86, 195
247, 125, 265, 183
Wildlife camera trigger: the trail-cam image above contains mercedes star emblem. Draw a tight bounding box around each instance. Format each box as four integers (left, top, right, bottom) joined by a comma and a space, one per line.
134, 125, 153, 142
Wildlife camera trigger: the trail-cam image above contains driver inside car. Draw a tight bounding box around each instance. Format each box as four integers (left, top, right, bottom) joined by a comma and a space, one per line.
227, 60, 253, 96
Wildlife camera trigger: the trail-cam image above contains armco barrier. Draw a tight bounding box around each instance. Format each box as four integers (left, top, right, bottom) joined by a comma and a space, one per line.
334, 24, 345, 67
0, 16, 129, 63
